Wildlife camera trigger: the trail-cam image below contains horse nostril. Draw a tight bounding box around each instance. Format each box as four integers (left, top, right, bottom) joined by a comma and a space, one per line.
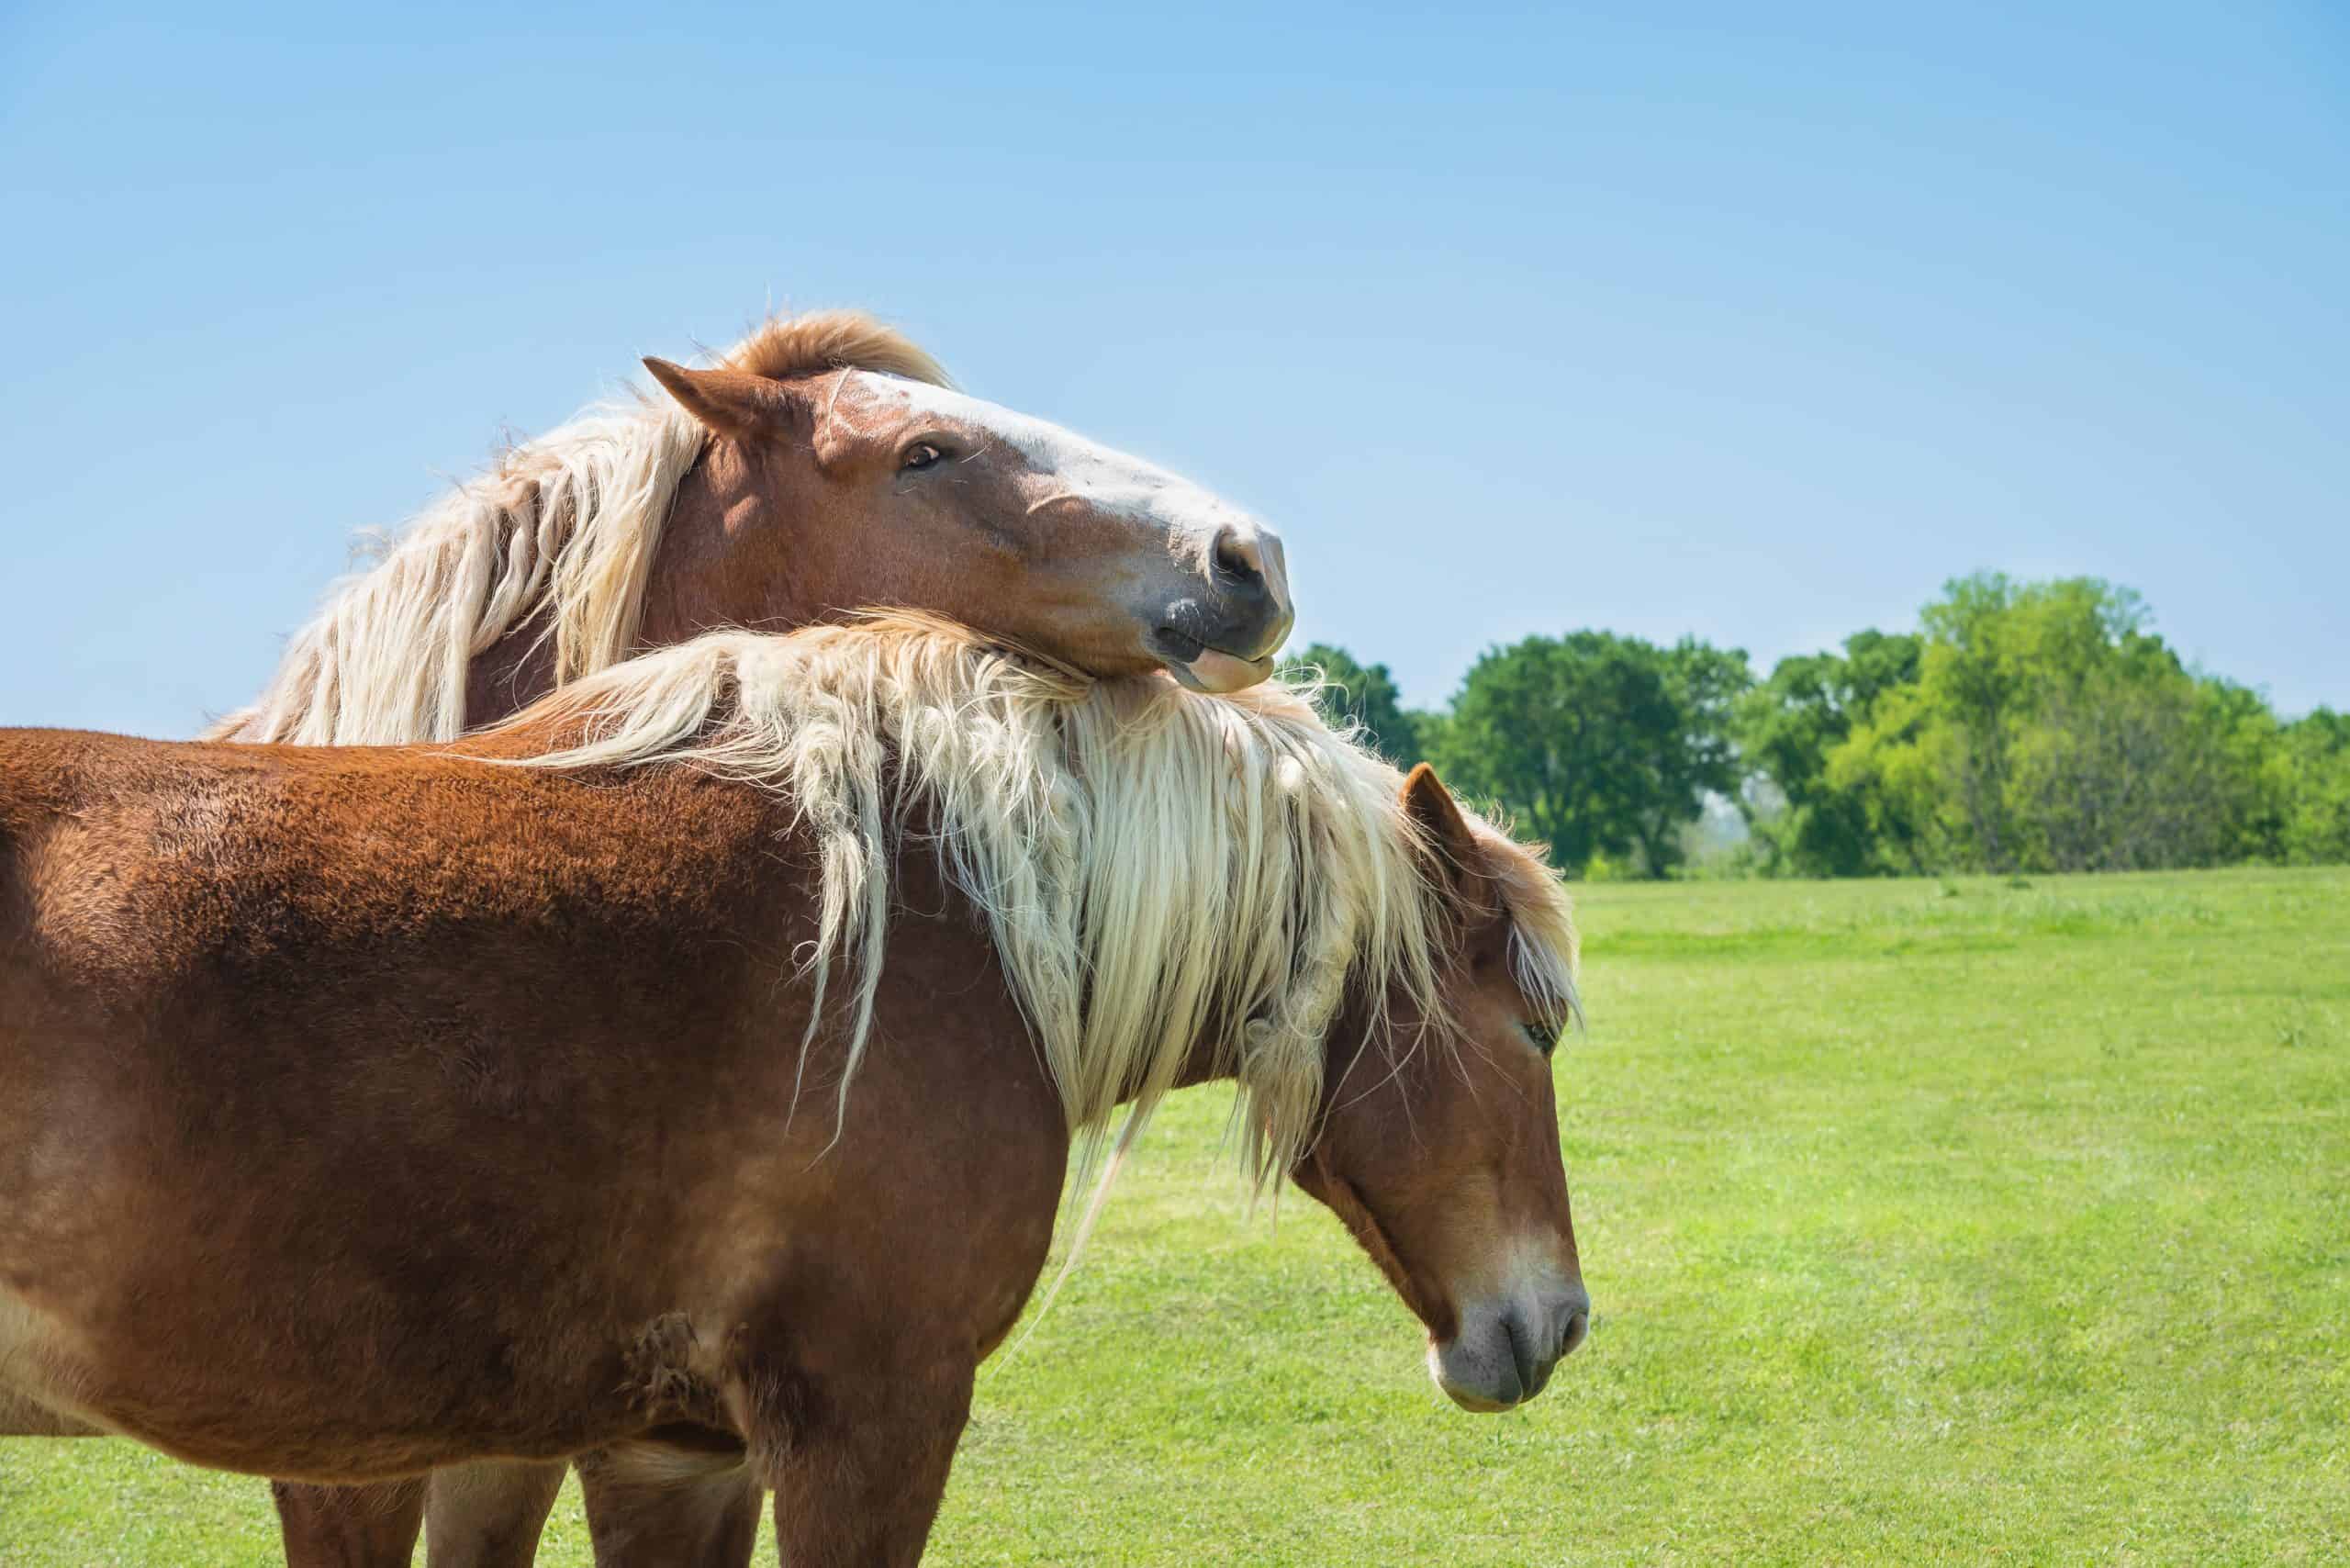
1212, 524, 1267, 590
1559, 1305, 1591, 1359
1504, 1311, 1543, 1399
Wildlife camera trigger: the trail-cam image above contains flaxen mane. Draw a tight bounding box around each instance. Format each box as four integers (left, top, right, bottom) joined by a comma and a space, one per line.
214, 312, 952, 745
498, 618, 1582, 1201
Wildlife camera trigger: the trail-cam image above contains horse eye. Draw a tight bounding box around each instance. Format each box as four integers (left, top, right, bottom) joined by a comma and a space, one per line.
1520, 1021, 1557, 1056
901, 442, 946, 473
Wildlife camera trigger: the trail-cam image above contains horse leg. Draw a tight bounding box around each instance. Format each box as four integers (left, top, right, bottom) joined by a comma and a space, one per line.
758, 1365, 975, 1568
272, 1478, 427, 1568
422, 1459, 569, 1568
576, 1445, 761, 1568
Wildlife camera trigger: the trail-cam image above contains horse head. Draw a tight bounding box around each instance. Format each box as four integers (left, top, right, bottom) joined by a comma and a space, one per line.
1293, 765, 1589, 1411
644, 339, 1293, 696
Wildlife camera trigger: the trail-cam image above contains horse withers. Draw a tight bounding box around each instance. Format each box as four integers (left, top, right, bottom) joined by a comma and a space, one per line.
0, 621, 1588, 1565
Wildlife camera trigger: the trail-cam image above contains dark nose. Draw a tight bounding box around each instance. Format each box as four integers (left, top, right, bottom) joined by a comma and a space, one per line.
1507, 1285, 1591, 1400
1558, 1288, 1592, 1360
1213, 521, 1269, 587
1208, 521, 1294, 658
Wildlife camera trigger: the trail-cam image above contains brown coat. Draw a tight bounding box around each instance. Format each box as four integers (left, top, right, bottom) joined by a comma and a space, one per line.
2, 717, 1583, 1565
1, 727, 1054, 1473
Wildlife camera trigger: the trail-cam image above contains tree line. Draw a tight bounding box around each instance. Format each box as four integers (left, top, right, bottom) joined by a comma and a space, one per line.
1281, 573, 2350, 879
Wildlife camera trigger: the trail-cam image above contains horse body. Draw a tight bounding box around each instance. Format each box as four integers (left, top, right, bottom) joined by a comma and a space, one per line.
0, 724, 1061, 1488
0, 625, 1586, 1565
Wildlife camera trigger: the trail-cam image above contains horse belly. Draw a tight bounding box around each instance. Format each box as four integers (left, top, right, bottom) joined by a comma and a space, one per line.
0, 1054, 653, 1479
0, 1288, 106, 1436
7, 1266, 647, 1480
0, 1389, 104, 1436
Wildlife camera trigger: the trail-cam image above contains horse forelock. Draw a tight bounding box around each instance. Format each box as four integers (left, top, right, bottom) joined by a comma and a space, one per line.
490, 617, 1580, 1213
212, 310, 948, 747
1483, 826, 1583, 1036
723, 309, 952, 390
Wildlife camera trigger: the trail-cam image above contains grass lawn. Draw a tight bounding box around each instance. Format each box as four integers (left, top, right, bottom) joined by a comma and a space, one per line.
4, 868, 2344, 1563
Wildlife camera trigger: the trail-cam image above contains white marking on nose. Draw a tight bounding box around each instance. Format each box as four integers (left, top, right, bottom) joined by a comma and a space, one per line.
854, 373, 1253, 565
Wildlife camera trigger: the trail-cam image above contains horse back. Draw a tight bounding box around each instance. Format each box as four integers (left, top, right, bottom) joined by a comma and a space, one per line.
0, 723, 789, 999
0, 721, 800, 1248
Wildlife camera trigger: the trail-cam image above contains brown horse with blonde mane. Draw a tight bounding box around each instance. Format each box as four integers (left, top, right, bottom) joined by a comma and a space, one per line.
0, 620, 1589, 1567
218, 309, 1293, 755
2, 305, 1299, 1565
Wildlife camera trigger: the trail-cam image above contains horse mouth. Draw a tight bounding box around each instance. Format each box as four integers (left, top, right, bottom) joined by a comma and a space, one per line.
1152, 627, 1274, 693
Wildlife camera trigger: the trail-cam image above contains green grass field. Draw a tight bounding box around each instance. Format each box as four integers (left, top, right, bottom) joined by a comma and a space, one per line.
5, 868, 2344, 1564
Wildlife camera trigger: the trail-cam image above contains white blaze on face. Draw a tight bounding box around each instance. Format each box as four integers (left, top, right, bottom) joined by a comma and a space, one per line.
847, 373, 1253, 572
839, 371, 1293, 694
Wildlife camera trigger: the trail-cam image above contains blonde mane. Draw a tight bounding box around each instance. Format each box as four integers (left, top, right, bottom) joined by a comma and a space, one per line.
498, 617, 1581, 1200
214, 311, 951, 745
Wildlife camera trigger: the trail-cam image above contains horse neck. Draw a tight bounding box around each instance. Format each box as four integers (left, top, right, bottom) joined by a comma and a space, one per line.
1159, 982, 1385, 1105
457, 440, 834, 731
633, 439, 837, 650
462, 611, 563, 729
1161, 998, 1353, 1096
1165, 1021, 1268, 1093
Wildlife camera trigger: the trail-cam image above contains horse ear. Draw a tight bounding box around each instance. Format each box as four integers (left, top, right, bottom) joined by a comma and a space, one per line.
1400, 763, 1480, 889
643, 358, 789, 439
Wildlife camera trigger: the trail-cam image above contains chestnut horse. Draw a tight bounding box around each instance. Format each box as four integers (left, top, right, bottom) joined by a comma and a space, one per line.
7, 305, 1297, 1565
217, 309, 1292, 756
0, 622, 1588, 1567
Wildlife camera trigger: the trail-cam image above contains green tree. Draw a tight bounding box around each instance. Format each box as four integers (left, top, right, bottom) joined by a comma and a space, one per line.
1912, 574, 2142, 868
2006, 662, 2262, 871
1279, 581, 2346, 881
1429, 632, 1750, 878
2279, 709, 2350, 865
1277, 643, 1425, 768
1736, 630, 1924, 876
1830, 575, 2280, 873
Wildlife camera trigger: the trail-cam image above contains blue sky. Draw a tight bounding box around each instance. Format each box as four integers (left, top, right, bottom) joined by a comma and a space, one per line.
4, 1, 2344, 735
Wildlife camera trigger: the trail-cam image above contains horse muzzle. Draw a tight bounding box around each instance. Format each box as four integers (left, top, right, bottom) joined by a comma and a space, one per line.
1427, 1282, 1592, 1413
1152, 521, 1294, 693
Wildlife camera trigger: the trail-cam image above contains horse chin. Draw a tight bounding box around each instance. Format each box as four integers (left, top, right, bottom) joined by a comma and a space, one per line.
1166, 648, 1274, 694
1426, 1315, 1565, 1414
